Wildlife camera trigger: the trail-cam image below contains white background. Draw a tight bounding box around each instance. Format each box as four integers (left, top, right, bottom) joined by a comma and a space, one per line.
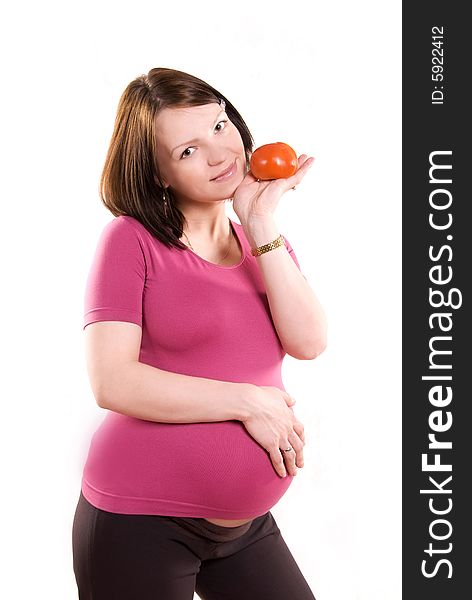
1, 1, 401, 598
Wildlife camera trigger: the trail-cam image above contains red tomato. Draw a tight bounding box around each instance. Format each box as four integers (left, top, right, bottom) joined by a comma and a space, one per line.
249, 142, 298, 180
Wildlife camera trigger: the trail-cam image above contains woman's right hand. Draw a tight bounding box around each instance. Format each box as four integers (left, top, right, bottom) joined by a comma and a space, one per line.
241, 385, 305, 478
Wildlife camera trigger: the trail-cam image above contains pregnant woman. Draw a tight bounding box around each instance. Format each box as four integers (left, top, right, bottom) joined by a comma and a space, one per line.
72, 67, 327, 599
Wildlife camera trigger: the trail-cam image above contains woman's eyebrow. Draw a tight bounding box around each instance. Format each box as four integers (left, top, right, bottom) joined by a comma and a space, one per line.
171, 110, 226, 155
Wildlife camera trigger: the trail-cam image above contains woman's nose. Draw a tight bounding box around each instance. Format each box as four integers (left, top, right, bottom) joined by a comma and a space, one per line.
207, 143, 228, 166
207, 153, 226, 166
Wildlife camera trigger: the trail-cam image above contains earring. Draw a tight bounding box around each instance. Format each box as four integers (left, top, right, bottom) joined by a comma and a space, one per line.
162, 189, 168, 218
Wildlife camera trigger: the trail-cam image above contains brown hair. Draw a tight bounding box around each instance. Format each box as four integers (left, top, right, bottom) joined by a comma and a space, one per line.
99, 67, 254, 249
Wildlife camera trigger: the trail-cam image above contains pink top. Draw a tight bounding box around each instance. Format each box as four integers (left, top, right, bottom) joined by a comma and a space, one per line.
81, 215, 302, 518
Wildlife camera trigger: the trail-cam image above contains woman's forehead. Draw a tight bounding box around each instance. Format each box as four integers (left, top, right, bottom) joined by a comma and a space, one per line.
155, 103, 224, 152
156, 103, 221, 132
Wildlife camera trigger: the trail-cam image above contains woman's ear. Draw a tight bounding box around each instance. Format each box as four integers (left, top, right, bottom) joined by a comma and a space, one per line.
154, 175, 169, 188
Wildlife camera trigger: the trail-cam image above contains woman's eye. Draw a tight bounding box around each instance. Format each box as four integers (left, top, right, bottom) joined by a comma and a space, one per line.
179, 121, 228, 159
215, 120, 228, 132
180, 147, 195, 159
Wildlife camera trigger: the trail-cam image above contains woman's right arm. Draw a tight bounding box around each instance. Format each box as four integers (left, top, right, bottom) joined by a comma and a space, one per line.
85, 320, 304, 477
87, 320, 253, 423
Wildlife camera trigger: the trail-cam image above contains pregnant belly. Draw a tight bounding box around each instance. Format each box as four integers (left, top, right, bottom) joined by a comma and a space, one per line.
83, 412, 293, 518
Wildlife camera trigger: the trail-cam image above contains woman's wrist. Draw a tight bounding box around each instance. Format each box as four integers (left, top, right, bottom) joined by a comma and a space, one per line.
243, 215, 280, 249
231, 382, 259, 422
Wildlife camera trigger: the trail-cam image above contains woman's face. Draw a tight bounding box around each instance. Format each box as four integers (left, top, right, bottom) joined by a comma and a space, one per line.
154, 102, 247, 207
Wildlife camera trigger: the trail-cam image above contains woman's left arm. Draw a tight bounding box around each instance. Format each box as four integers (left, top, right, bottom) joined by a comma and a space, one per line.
233, 154, 327, 360
244, 214, 327, 360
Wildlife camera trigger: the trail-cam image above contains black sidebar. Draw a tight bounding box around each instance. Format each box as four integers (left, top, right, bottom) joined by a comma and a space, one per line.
403, 2, 471, 598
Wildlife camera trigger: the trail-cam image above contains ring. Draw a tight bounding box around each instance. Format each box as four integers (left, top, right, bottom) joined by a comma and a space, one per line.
281, 447, 293, 453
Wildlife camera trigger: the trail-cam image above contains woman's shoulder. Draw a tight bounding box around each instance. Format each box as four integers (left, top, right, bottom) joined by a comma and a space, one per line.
102, 215, 158, 247
97, 214, 140, 235
110, 214, 145, 234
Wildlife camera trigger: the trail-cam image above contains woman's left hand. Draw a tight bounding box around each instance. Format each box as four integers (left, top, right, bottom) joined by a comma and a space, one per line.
231, 154, 315, 224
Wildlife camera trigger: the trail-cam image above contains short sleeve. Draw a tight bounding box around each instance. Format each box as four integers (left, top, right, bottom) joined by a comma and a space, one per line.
83, 217, 146, 330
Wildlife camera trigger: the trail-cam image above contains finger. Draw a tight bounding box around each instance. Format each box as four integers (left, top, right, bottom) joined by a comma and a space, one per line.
296, 452, 304, 469
289, 433, 305, 469
288, 432, 305, 468
282, 157, 315, 192
242, 170, 261, 186
270, 447, 287, 478
280, 441, 298, 476
283, 393, 296, 406
292, 420, 305, 444
294, 156, 315, 177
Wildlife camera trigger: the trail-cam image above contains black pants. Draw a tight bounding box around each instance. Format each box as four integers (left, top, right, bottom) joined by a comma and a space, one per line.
72, 491, 316, 599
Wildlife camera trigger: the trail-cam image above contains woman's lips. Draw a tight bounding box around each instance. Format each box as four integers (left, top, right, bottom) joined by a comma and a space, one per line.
211, 161, 237, 182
